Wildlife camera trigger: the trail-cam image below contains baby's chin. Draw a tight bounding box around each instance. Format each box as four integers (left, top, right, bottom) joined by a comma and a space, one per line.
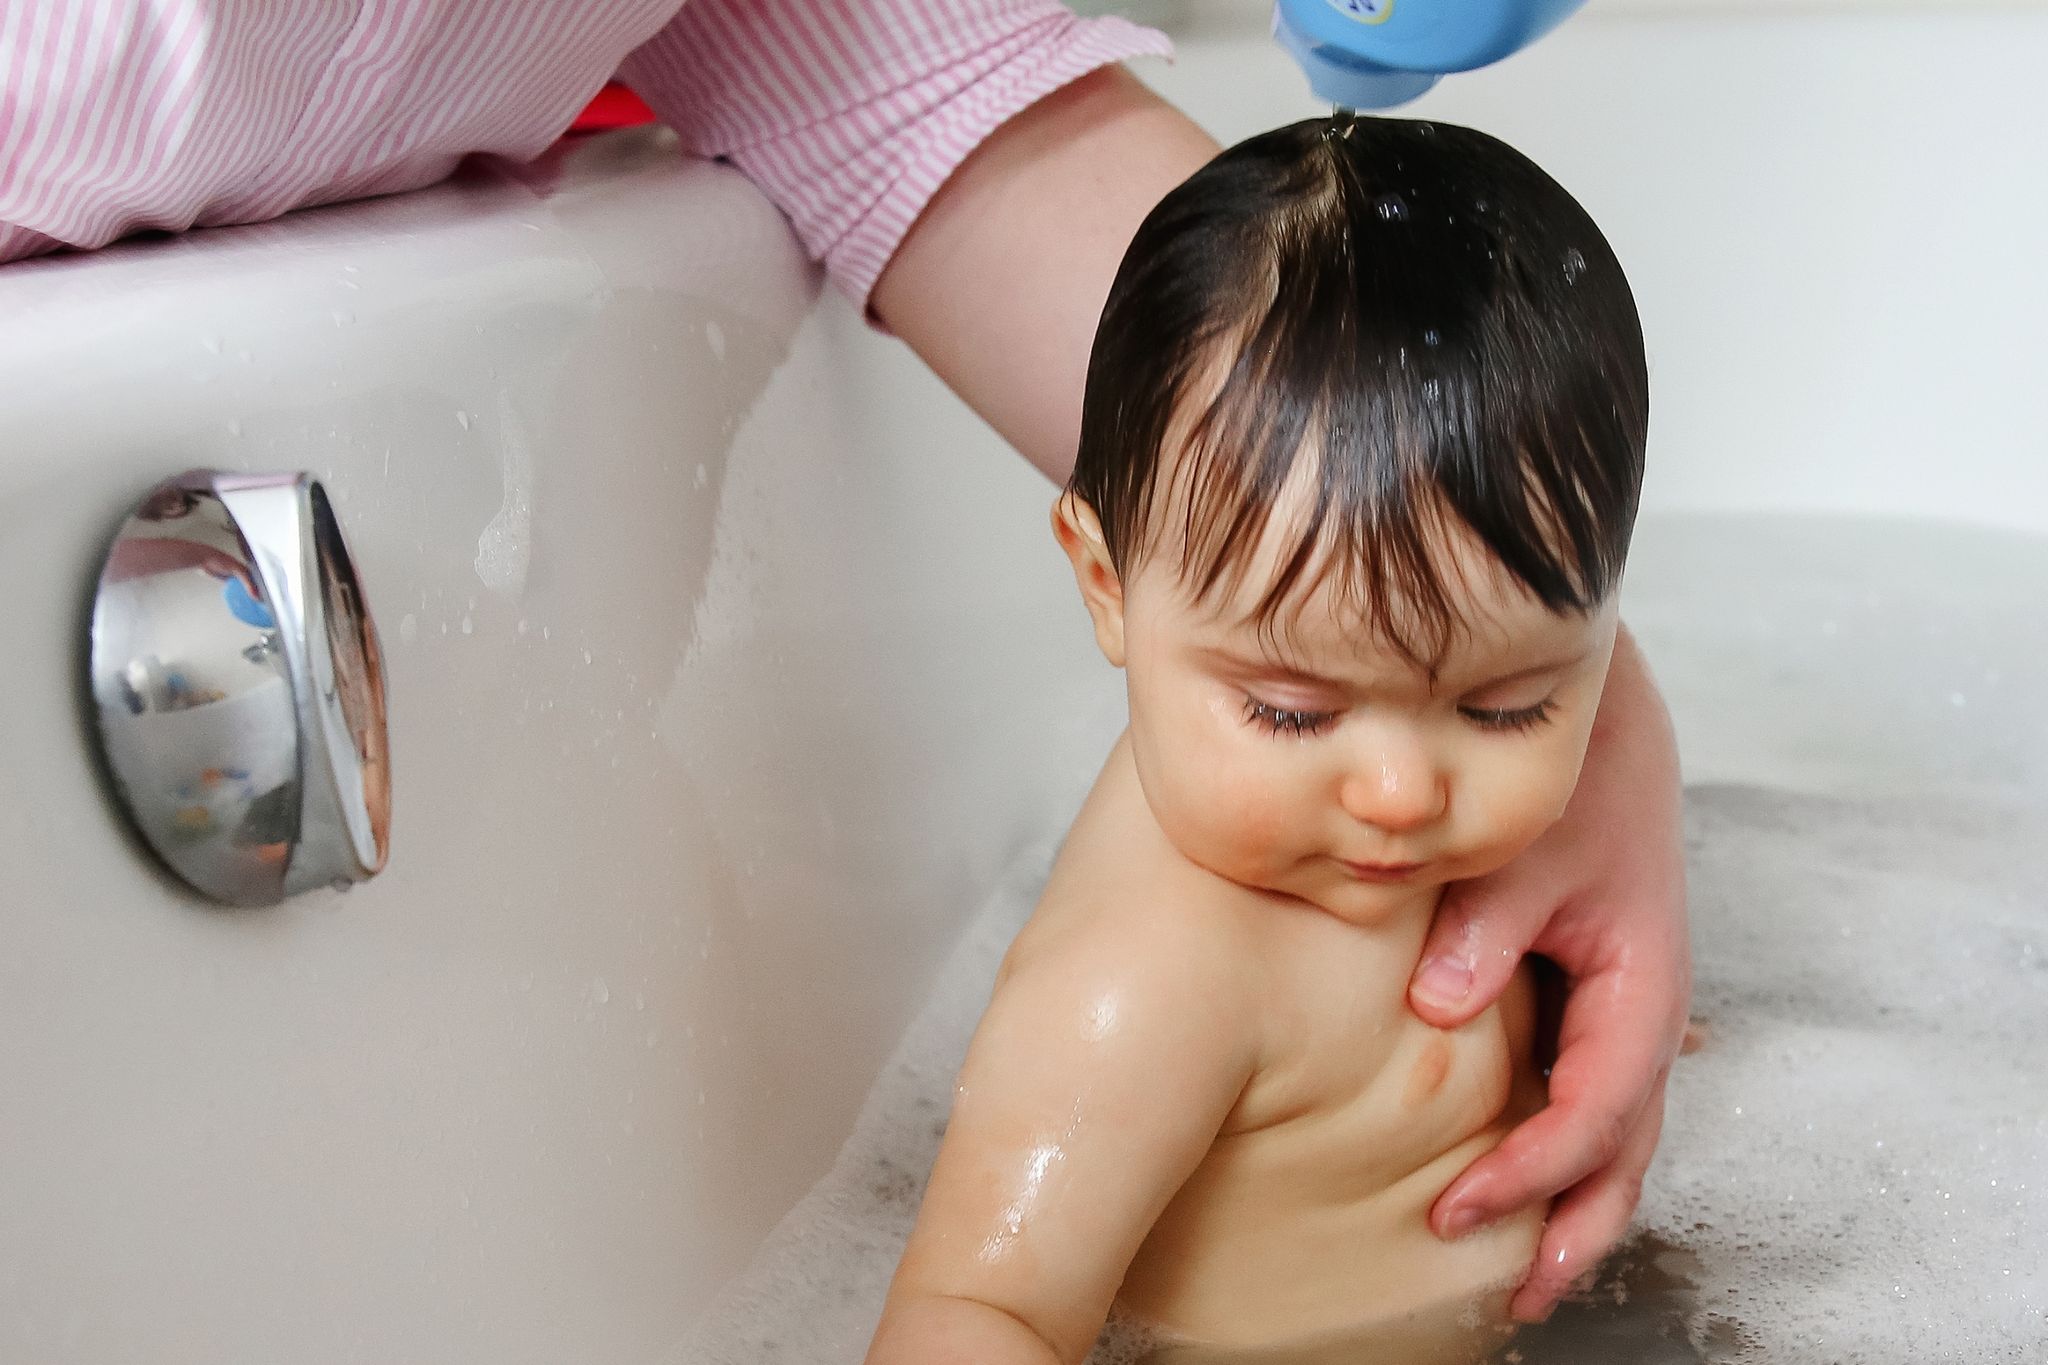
1167, 844, 1451, 925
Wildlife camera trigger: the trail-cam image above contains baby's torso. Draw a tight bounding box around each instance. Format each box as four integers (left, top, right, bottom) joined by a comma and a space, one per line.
1117, 901, 1545, 1354
1041, 739, 1547, 1358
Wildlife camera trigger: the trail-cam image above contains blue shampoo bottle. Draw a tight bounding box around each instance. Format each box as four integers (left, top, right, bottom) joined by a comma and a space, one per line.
1273, 0, 1588, 110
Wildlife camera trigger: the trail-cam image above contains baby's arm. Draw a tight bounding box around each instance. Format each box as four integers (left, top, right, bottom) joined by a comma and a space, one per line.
865, 914, 1258, 1365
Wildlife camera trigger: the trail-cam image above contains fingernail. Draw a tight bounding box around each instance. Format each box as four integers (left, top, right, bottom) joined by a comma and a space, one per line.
1441, 1204, 1487, 1239
1414, 954, 1474, 1008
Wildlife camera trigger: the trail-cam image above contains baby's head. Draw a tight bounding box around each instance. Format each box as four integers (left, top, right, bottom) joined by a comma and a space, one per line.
1056, 116, 1648, 921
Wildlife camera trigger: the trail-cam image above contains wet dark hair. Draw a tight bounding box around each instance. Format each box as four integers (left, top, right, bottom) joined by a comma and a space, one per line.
1070, 116, 1649, 666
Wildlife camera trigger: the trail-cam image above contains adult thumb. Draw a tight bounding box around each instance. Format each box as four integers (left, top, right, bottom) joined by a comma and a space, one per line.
1407, 878, 1551, 1029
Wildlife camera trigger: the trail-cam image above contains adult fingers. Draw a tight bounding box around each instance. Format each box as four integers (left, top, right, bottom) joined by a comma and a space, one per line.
1407, 877, 1553, 1030
1509, 1093, 1667, 1322
1431, 961, 1675, 1236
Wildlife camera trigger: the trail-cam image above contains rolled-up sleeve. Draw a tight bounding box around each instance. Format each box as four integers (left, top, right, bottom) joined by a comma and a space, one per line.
617, 0, 1170, 313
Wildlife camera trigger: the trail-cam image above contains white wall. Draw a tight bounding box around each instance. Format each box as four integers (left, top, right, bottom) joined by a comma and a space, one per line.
1138, 4, 2048, 535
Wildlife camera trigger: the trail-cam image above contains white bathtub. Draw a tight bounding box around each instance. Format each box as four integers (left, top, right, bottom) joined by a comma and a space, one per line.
1, 5, 2041, 1362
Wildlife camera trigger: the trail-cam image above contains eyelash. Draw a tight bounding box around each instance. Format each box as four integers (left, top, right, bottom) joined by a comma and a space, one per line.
1240, 696, 1559, 737
1459, 700, 1559, 734
1242, 697, 1335, 737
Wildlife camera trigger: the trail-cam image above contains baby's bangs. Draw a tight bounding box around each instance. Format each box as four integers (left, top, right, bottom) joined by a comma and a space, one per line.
1159, 254, 1633, 668
1162, 355, 1476, 672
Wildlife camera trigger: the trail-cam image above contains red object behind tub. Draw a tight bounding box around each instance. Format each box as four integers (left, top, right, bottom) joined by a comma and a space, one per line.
567, 82, 657, 134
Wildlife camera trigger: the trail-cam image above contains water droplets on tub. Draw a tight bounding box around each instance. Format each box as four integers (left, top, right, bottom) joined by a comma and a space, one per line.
706, 321, 727, 361
398, 613, 418, 644
475, 392, 534, 597
1374, 193, 1409, 222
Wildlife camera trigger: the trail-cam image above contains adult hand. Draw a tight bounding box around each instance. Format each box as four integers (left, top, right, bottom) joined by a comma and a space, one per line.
1412, 626, 1690, 1322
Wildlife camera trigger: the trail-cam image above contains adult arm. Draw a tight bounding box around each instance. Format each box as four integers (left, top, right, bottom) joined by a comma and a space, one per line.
871, 65, 1216, 481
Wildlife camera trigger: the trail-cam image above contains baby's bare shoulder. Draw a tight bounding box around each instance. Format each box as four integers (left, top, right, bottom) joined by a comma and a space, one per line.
997, 845, 1267, 1054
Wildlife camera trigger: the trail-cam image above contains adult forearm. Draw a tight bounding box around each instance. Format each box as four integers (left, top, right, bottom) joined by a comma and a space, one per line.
1596, 623, 1679, 785
870, 66, 1219, 485
865, 1294, 1070, 1365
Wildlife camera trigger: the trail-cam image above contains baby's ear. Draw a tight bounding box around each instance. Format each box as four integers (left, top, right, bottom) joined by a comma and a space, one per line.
1051, 492, 1127, 668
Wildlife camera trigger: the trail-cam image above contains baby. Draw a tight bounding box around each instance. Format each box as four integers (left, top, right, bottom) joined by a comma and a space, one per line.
866, 115, 1649, 1365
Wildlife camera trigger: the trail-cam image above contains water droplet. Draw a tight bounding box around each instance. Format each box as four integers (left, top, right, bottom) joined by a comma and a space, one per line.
225, 417, 243, 437
1374, 193, 1409, 223
455, 410, 471, 430
460, 615, 474, 636
331, 309, 355, 327
591, 977, 610, 1005
516, 619, 529, 636
706, 321, 727, 361
1563, 247, 1587, 284
582, 649, 594, 665
1423, 329, 1441, 347
398, 613, 418, 643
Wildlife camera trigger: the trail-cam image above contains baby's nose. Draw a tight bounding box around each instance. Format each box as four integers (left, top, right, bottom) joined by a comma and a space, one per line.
1337, 746, 1447, 833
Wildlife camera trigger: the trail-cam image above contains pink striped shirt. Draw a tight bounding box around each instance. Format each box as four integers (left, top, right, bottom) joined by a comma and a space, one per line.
0, 0, 1168, 308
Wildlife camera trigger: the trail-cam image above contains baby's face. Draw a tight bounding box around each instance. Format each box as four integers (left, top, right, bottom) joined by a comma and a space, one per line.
1062, 490, 1618, 925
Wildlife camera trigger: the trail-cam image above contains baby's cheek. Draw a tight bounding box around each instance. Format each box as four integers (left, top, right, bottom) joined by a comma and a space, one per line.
1147, 738, 1286, 874
1229, 772, 1292, 851
1463, 749, 1581, 860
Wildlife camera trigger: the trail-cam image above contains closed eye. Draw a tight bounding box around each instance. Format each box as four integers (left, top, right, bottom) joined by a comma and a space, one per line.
1459, 699, 1557, 734
1243, 696, 1337, 737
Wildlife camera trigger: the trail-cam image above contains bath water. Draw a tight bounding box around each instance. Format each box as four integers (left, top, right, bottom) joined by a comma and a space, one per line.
669, 517, 2047, 1365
